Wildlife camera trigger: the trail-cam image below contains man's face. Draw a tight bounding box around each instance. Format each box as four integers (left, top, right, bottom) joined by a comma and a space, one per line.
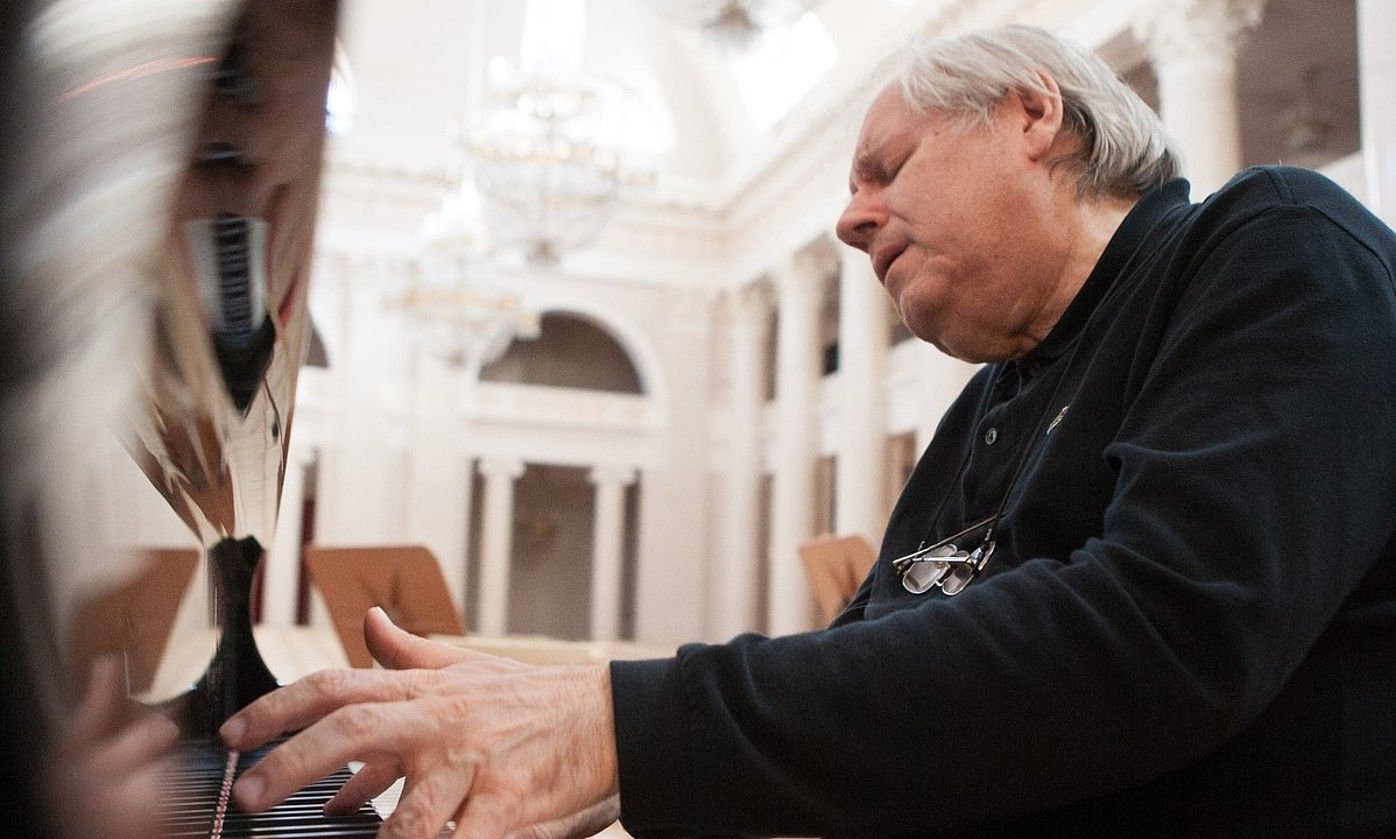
836, 85, 1060, 363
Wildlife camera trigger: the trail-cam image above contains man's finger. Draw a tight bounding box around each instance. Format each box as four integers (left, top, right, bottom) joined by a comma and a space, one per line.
503, 796, 621, 839
364, 606, 473, 670
380, 768, 471, 839
220, 667, 428, 751
232, 700, 413, 812
452, 794, 522, 839
365, 607, 528, 675
323, 759, 401, 817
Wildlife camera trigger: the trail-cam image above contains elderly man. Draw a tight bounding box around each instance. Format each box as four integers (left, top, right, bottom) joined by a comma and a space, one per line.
221, 24, 1396, 838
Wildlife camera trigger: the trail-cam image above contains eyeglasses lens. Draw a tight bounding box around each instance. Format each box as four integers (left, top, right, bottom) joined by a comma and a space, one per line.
900, 544, 960, 594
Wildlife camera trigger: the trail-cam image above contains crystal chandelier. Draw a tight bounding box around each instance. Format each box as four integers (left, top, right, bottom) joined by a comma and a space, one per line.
648, 0, 820, 53
464, 62, 662, 265
393, 194, 540, 371
392, 278, 538, 372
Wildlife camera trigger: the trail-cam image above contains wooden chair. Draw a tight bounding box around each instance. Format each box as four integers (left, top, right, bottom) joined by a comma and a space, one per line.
799, 534, 877, 625
304, 545, 464, 667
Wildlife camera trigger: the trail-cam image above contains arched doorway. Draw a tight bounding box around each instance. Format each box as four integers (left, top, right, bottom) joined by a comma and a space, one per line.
466, 311, 648, 640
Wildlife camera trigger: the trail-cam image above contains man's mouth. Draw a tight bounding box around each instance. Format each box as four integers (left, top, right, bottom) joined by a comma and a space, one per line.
873, 244, 906, 284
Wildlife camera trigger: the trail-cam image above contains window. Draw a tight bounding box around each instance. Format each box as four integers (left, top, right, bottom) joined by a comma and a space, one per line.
729, 12, 837, 129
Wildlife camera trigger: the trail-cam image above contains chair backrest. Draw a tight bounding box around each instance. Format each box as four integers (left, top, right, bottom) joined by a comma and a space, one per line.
304, 545, 464, 668
799, 534, 877, 625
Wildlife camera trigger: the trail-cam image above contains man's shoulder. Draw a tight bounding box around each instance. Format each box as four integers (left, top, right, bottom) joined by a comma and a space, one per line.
1173, 166, 1396, 284
1205, 165, 1352, 211
1203, 167, 1392, 251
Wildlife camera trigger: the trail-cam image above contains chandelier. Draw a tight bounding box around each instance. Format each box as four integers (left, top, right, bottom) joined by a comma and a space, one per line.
648, 0, 820, 53
393, 197, 540, 371
464, 61, 662, 265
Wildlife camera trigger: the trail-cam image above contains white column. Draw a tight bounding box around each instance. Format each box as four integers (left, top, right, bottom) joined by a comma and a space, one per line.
1358, 0, 1396, 227
476, 457, 524, 636
915, 347, 980, 452
835, 246, 889, 545
588, 466, 637, 642
1139, 0, 1265, 197
318, 255, 406, 544
767, 253, 824, 636
405, 349, 470, 621
715, 283, 772, 640
262, 445, 312, 626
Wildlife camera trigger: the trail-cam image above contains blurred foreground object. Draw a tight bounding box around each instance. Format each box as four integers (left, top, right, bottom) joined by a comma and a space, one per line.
121, 0, 339, 738
68, 549, 198, 695
0, 3, 61, 834
2, 0, 243, 836
53, 658, 181, 839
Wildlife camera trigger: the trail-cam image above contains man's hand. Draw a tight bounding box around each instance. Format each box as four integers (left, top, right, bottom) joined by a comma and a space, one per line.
504, 795, 621, 839
219, 607, 620, 839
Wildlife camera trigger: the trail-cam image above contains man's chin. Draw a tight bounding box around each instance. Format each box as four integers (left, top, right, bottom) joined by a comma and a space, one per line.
899, 315, 960, 360
916, 328, 998, 365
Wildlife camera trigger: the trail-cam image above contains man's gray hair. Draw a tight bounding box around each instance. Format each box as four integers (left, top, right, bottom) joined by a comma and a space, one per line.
896, 24, 1179, 198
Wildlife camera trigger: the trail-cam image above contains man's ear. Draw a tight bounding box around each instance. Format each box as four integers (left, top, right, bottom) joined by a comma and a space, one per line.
1014, 70, 1065, 162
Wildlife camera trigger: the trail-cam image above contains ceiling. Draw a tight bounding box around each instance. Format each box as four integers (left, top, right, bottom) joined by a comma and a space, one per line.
327, 0, 1366, 235
328, 0, 922, 192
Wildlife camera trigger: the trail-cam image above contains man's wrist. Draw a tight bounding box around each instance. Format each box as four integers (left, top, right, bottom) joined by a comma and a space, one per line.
572, 664, 619, 799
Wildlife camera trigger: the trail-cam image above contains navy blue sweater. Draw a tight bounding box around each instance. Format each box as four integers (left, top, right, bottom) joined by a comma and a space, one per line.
612, 167, 1396, 837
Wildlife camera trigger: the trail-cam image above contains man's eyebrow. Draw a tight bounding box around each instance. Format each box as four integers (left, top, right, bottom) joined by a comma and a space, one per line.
848, 150, 881, 194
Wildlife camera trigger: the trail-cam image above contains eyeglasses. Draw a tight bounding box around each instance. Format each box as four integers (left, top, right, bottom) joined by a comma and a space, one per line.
888, 258, 1120, 599
891, 515, 998, 596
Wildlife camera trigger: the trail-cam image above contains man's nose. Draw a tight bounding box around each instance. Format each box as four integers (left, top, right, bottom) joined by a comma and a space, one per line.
836, 191, 880, 252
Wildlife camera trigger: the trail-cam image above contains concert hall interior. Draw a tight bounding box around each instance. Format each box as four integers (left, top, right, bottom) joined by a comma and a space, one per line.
2, 0, 1392, 837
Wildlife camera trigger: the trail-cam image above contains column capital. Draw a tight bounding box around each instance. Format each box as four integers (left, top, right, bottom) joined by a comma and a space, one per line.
1137, 0, 1266, 66
477, 457, 525, 480
589, 465, 638, 488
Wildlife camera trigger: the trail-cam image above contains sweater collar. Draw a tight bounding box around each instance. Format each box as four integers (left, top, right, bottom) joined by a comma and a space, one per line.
1024, 178, 1192, 362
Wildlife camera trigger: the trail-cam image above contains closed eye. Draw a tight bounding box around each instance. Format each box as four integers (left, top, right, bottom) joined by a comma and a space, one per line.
885, 151, 912, 183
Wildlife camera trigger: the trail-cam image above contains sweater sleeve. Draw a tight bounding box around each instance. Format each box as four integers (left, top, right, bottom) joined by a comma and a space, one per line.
611, 204, 1396, 837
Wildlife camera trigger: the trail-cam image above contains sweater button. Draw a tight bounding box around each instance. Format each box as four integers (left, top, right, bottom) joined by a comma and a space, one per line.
984, 427, 998, 446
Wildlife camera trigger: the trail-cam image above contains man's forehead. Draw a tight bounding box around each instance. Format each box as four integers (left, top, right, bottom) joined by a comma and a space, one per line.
851, 88, 918, 171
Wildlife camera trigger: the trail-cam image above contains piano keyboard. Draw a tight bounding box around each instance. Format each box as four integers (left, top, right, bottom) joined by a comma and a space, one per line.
160, 738, 383, 838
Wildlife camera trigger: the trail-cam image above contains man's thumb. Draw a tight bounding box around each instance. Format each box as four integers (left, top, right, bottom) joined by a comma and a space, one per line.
362, 606, 468, 669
